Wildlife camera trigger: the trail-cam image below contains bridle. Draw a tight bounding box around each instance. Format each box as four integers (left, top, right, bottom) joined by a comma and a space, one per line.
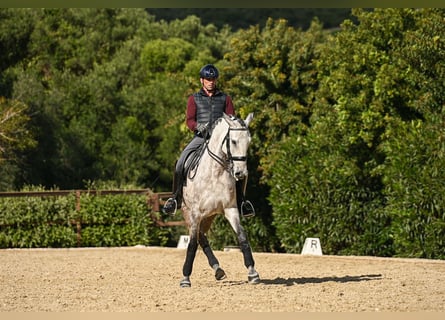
206, 118, 250, 179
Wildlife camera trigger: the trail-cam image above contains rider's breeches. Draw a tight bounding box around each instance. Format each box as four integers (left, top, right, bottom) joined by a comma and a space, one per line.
172, 135, 205, 206
175, 135, 204, 176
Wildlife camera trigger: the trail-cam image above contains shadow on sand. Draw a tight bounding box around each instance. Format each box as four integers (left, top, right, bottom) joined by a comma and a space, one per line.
221, 274, 383, 286
259, 274, 383, 286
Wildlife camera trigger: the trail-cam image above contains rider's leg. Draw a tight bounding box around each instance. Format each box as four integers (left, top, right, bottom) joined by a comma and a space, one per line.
163, 136, 204, 215
163, 159, 185, 215
162, 168, 179, 215
236, 178, 255, 218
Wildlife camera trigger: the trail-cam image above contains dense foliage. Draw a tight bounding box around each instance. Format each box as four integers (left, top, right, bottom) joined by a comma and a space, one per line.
268, 9, 445, 259
1, 8, 444, 258
148, 8, 352, 31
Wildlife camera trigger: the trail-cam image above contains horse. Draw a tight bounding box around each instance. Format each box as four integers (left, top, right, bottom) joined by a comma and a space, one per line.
179, 112, 260, 288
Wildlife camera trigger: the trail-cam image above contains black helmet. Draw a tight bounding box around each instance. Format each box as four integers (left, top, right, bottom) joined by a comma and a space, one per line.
199, 64, 219, 79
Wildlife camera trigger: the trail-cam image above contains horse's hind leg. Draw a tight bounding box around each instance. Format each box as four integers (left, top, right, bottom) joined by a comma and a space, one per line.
199, 216, 226, 280
198, 231, 226, 281
181, 233, 198, 288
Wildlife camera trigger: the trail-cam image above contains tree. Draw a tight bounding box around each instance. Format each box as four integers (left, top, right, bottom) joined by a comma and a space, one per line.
270, 9, 413, 255
0, 97, 36, 190
269, 9, 445, 258
0, 9, 37, 75
0, 98, 35, 161
7, 9, 162, 188
379, 8, 445, 258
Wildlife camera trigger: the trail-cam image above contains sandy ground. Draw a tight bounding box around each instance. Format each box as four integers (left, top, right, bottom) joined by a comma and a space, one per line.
0, 246, 444, 312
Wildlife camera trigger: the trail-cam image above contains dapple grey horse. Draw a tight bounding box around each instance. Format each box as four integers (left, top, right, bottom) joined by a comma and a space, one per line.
179, 113, 260, 287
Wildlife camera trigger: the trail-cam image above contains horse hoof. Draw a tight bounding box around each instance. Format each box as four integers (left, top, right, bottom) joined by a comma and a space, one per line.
215, 267, 226, 281
180, 278, 191, 288
248, 272, 260, 284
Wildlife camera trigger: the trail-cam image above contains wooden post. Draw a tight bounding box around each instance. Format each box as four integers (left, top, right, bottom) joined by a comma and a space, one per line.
151, 193, 160, 212
75, 190, 81, 247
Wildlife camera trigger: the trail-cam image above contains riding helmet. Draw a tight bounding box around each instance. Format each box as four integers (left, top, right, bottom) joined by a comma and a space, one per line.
199, 64, 219, 79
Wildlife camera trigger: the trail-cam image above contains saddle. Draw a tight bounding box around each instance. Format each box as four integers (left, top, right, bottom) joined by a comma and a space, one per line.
181, 141, 207, 187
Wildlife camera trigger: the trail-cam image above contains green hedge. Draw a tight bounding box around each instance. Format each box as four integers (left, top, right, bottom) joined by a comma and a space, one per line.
0, 192, 171, 248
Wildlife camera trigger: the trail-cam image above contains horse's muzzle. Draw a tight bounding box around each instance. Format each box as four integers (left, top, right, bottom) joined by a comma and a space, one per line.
233, 170, 247, 181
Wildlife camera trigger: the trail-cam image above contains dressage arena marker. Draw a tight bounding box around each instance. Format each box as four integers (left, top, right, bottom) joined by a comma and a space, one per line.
301, 237, 323, 255
177, 235, 190, 249
224, 246, 241, 252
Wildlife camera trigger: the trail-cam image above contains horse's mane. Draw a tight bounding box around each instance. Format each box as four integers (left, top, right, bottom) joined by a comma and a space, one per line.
211, 114, 247, 133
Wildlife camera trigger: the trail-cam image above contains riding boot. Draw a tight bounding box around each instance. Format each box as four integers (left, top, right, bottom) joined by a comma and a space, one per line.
163, 170, 181, 215
236, 179, 255, 218
176, 186, 183, 209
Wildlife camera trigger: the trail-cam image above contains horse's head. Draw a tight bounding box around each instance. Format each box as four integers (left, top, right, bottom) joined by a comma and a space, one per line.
209, 113, 254, 180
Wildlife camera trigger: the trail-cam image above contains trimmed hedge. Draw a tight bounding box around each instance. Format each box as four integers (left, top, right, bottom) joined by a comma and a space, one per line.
0, 191, 171, 248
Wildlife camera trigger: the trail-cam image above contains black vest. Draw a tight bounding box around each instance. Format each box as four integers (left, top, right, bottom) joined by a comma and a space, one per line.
193, 89, 227, 127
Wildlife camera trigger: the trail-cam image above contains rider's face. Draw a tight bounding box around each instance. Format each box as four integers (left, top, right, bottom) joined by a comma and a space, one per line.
201, 77, 217, 93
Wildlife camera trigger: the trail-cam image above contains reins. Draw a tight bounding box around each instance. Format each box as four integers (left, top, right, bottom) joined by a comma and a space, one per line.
206, 138, 229, 170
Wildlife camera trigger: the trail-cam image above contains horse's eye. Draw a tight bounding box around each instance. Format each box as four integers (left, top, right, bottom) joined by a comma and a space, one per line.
231, 140, 237, 146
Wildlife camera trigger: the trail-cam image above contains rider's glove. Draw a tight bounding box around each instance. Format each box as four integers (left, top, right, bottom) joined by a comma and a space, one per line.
196, 122, 209, 138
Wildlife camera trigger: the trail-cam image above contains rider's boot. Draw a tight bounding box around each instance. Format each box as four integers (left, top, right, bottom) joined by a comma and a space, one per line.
162, 197, 177, 215
163, 171, 181, 215
236, 179, 255, 218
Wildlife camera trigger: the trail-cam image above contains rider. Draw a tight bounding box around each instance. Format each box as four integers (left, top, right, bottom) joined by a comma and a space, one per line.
162, 64, 255, 218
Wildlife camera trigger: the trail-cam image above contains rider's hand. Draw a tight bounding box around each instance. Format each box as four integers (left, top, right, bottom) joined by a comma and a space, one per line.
196, 122, 209, 138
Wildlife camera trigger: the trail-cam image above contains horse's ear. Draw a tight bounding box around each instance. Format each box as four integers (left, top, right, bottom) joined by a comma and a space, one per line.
244, 113, 254, 127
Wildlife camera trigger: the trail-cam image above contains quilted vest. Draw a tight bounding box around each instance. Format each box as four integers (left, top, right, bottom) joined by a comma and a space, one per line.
193, 90, 227, 127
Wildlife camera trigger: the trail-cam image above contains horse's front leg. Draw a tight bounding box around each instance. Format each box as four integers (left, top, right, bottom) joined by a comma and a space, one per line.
181, 227, 199, 288
224, 208, 260, 284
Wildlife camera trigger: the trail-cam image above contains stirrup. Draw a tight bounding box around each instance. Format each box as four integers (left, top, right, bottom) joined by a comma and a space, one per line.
241, 200, 255, 218
162, 197, 177, 215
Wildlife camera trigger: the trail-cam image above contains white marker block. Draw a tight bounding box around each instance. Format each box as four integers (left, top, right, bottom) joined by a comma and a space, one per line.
301, 237, 323, 255
177, 235, 190, 249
